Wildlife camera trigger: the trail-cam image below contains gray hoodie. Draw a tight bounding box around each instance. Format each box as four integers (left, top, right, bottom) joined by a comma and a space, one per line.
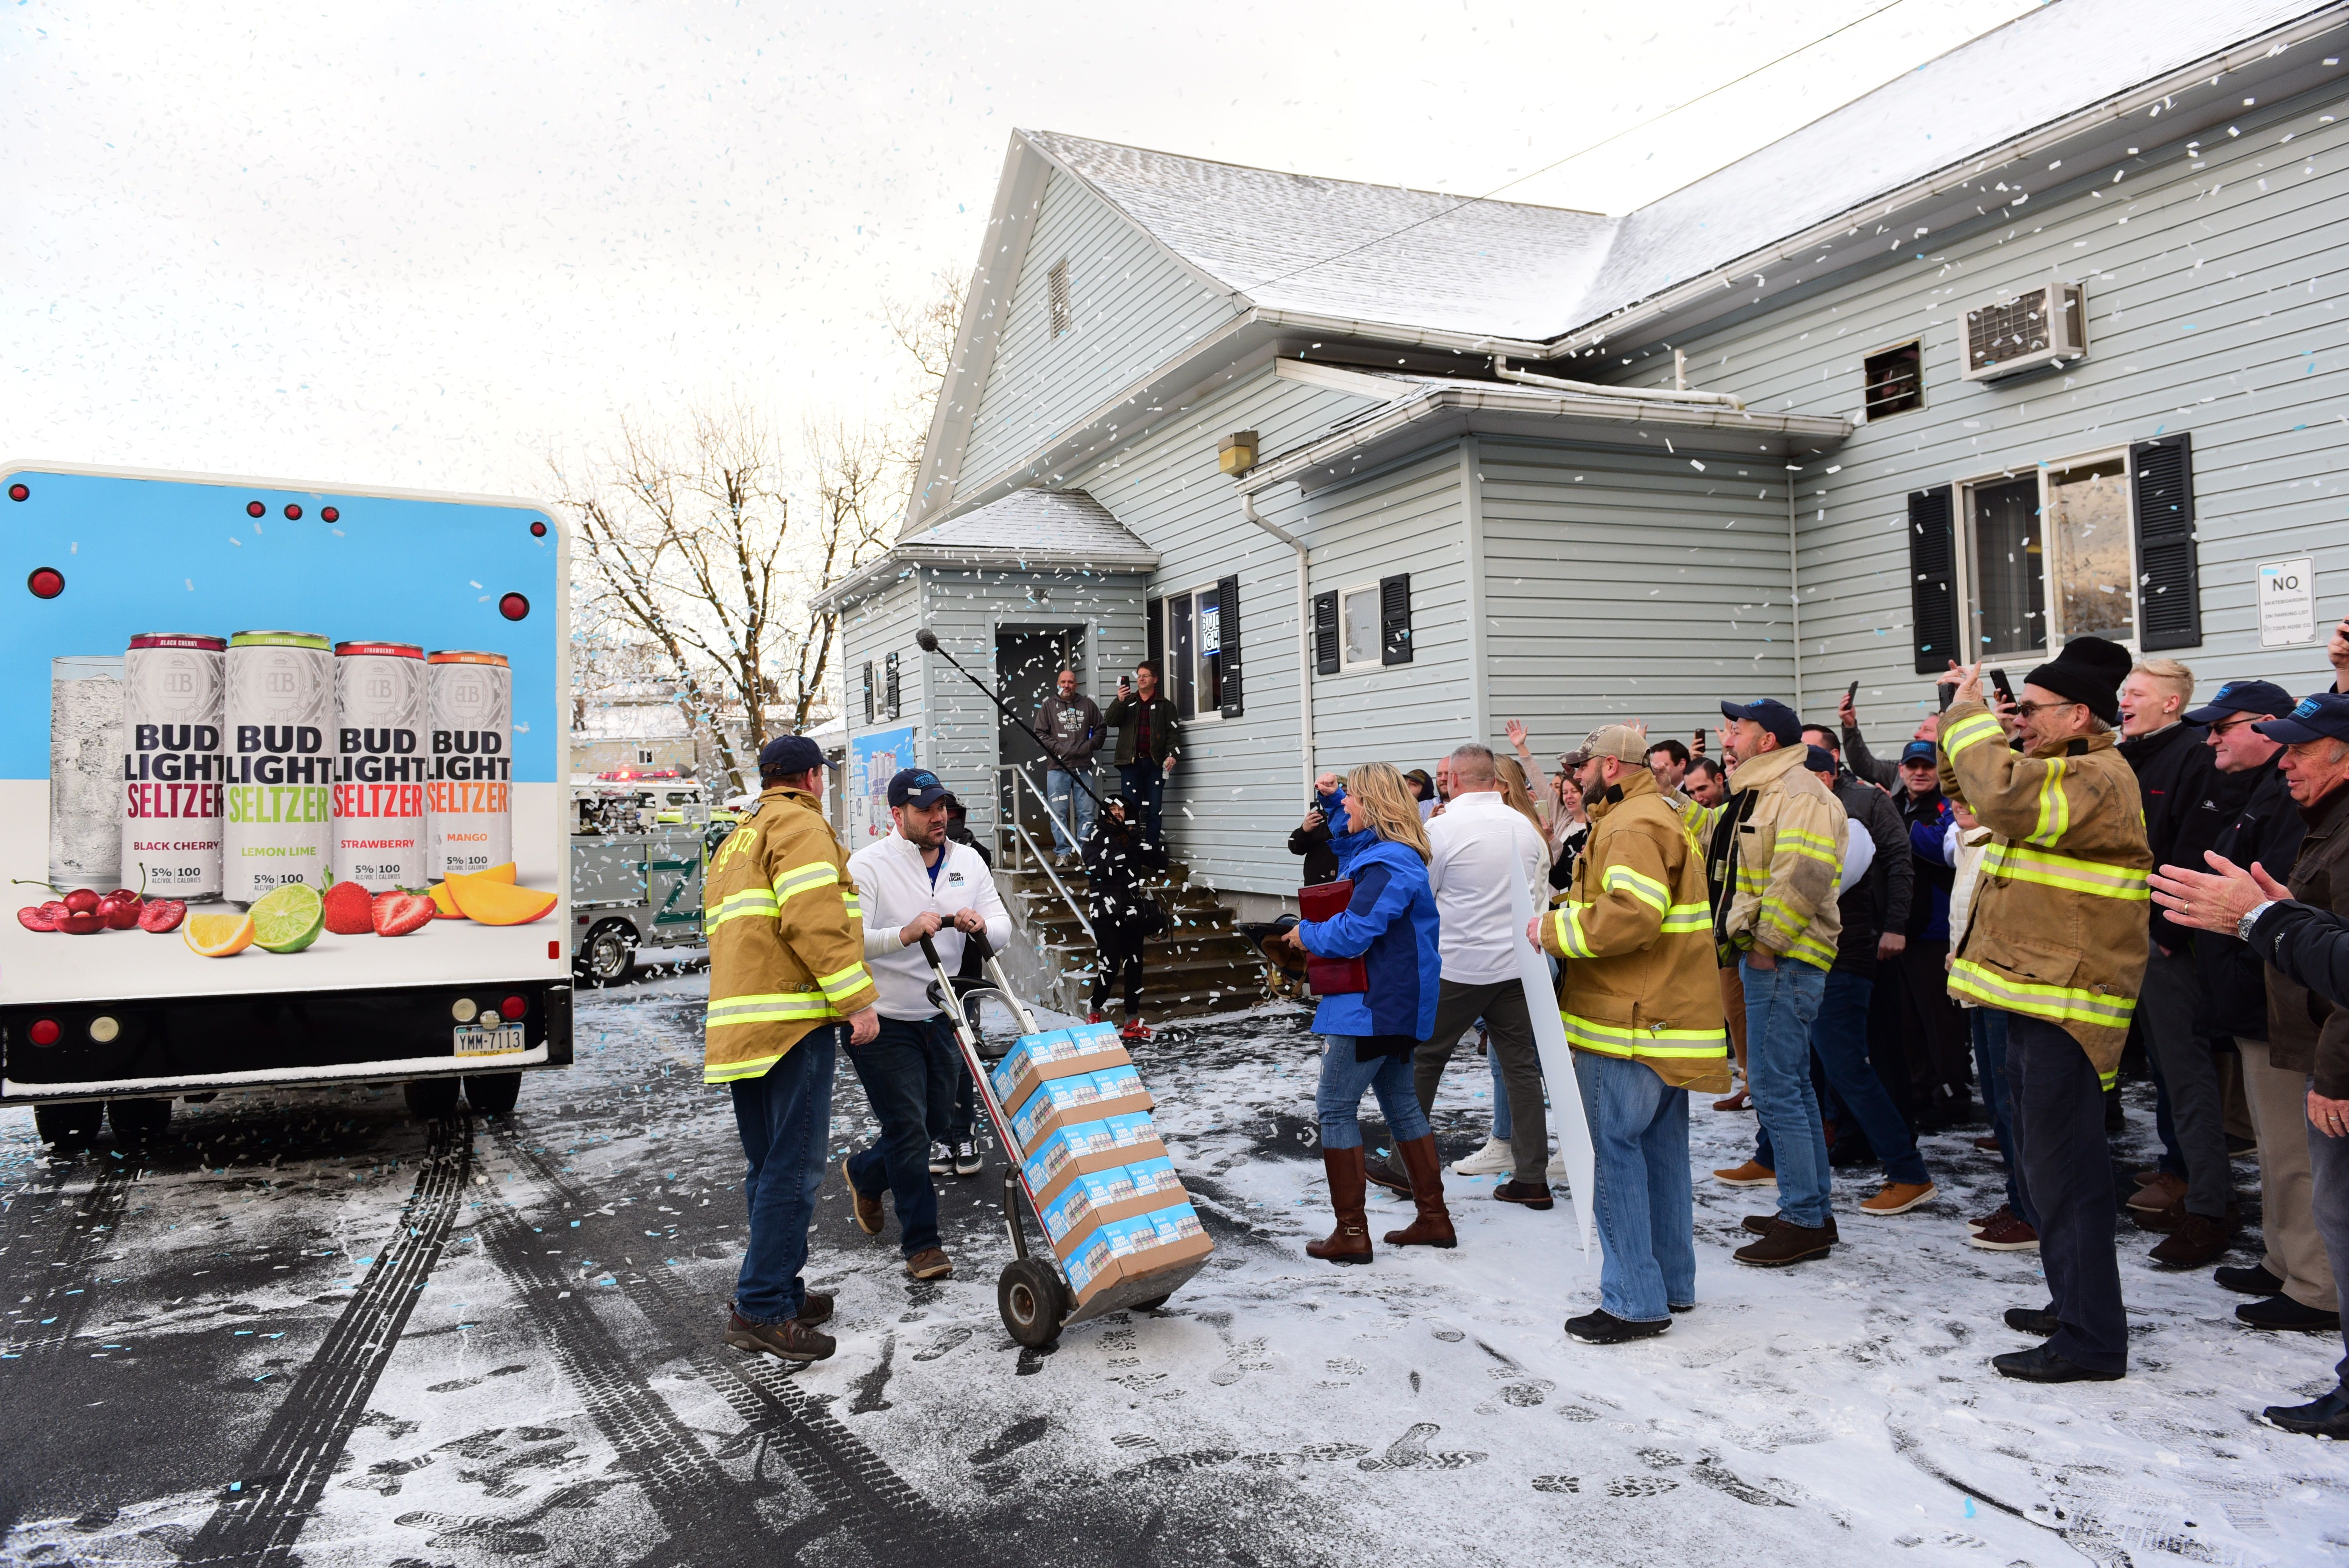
1037, 692, 1103, 767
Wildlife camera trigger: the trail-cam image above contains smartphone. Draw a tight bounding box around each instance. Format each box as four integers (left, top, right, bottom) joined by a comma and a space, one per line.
1690, 729, 1706, 755
1938, 682, 1956, 713
1989, 668, 2015, 704
1845, 680, 1859, 702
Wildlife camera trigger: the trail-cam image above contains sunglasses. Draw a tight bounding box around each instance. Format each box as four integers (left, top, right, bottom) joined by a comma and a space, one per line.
2012, 700, 2085, 719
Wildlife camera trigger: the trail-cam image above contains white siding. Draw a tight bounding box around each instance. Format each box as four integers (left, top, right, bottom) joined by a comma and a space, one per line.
958, 170, 1243, 492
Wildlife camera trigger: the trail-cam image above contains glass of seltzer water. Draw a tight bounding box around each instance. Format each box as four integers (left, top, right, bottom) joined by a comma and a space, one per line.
50, 654, 125, 891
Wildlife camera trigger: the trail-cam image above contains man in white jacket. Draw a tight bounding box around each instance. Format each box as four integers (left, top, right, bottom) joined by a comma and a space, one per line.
844, 768, 1014, 1281
1372, 742, 1555, 1207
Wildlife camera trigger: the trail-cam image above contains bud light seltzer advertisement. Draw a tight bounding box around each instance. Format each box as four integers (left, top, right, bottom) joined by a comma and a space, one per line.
0, 465, 566, 1005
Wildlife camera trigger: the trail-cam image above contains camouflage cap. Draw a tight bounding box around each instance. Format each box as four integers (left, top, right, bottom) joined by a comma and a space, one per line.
1581, 724, 1650, 764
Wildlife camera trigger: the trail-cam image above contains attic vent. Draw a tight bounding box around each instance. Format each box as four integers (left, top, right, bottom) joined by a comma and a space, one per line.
1047, 258, 1072, 338
1862, 341, 1923, 420
1963, 282, 2087, 381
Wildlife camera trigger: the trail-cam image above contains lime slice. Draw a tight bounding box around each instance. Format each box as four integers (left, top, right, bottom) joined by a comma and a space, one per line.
249, 882, 324, 953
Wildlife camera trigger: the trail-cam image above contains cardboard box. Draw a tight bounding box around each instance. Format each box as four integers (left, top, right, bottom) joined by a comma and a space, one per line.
1008, 1067, 1155, 1153
1042, 1163, 1194, 1260
1021, 1115, 1170, 1212
989, 1021, 1128, 1110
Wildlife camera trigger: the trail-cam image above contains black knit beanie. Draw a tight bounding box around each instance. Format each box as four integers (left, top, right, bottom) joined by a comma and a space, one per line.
2024, 635, 2132, 725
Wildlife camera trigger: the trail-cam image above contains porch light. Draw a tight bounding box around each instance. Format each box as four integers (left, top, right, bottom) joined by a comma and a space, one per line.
1219, 430, 1259, 476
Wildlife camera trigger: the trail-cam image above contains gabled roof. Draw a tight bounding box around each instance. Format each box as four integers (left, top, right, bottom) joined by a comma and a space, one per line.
826, 489, 1157, 609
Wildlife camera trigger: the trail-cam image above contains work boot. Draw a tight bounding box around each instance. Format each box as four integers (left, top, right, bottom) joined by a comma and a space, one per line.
2149, 1211, 2232, 1268
2126, 1171, 2187, 1213
1711, 1159, 1775, 1188
723, 1311, 837, 1362
1858, 1180, 1937, 1216
904, 1247, 954, 1281
1306, 1146, 1373, 1265
849, 1175, 885, 1237
795, 1291, 835, 1326
1732, 1218, 1834, 1267
1494, 1180, 1555, 1210
1383, 1135, 1458, 1247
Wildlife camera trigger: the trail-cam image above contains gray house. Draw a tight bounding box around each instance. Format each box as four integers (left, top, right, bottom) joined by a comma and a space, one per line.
824, 0, 2349, 922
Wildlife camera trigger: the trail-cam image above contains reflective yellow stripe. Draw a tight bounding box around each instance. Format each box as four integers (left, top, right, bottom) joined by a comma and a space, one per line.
2028, 759, 2071, 846
1562, 1012, 1731, 1060
1949, 958, 2135, 1033
1551, 905, 1595, 960
704, 888, 779, 932
1757, 899, 1810, 939
814, 962, 872, 1002
1981, 842, 2148, 900
704, 1051, 788, 1084
1661, 902, 1711, 935
1942, 712, 2004, 759
772, 861, 841, 903
842, 894, 863, 918
706, 990, 835, 1028
1602, 864, 1669, 914
1787, 930, 1838, 970
1734, 869, 1768, 891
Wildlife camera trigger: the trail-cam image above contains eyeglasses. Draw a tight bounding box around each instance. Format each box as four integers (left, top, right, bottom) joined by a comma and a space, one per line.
2209, 715, 2265, 735
2012, 700, 2085, 719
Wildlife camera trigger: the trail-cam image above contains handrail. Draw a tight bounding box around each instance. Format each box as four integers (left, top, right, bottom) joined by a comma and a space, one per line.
994, 762, 1097, 944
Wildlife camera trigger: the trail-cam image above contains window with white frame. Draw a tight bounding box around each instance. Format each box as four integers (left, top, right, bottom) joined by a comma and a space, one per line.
1338, 583, 1383, 670
1958, 450, 2136, 659
1155, 585, 1224, 721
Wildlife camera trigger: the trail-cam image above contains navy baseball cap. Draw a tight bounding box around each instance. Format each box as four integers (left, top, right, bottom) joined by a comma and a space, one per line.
1901, 740, 1939, 766
2186, 679, 2295, 724
886, 767, 949, 808
1804, 744, 1837, 774
2253, 692, 2349, 745
1720, 698, 1802, 748
758, 734, 837, 775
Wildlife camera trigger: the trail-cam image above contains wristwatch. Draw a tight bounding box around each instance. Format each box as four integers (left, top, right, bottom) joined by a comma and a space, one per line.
2237, 900, 2276, 943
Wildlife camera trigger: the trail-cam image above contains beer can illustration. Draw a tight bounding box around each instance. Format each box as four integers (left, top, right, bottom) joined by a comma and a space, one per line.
121, 634, 227, 900
223, 631, 334, 903
49, 655, 125, 891
332, 641, 429, 887
427, 650, 513, 877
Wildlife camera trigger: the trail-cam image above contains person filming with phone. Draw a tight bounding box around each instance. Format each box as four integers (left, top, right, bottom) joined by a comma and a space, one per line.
1105, 661, 1180, 847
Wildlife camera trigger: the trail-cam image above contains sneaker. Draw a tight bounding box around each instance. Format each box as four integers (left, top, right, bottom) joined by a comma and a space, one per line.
1858, 1180, 1937, 1217
2235, 1295, 2342, 1333
1992, 1345, 2122, 1383
1732, 1218, 1833, 1267
849, 1177, 885, 1237
722, 1311, 837, 1362
1711, 1160, 1776, 1188
952, 1139, 982, 1178
2214, 1262, 2286, 1297
2003, 1306, 2060, 1337
1565, 1308, 1670, 1345
1968, 1203, 2014, 1234
1120, 1019, 1153, 1041
904, 1247, 954, 1281
2126, 1172, 2187, 1213
1969, 1213, 2039, 1251
1451, 1137, 1513, 1176
1494, 1180, 1555, 1210
927, 1143, 952, 1176
1740, 1213, 1837, 1242
2260, 1389, 2349, 1438
1087, 1012, 1107, 1025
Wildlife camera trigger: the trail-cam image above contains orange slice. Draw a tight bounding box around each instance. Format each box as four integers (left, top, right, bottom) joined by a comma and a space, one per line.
183, 911, 257, 957
426, 862, 518, 918
447, 878, 557, 926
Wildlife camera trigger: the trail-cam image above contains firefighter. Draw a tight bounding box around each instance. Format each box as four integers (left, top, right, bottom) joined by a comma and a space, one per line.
702, 734, 880, 1363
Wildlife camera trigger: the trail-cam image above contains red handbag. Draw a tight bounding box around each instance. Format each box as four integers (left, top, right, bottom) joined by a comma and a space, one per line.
1299, 879, 1368, 995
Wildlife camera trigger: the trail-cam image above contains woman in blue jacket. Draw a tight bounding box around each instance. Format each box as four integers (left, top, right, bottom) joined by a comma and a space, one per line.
1286, 761, 1449, 1263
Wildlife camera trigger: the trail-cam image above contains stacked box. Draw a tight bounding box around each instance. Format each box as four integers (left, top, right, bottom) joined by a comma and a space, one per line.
996, 1023, 1212, 1307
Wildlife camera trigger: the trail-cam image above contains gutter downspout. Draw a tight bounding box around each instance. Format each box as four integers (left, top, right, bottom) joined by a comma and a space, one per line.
1787, 466, 1803, 709
1237, 485, 1316, 804
1492, 354, 1745, 411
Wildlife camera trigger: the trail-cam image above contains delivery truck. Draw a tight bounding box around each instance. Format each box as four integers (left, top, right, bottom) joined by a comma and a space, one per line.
569, 773, 719, 983
0, 463, 572, 1144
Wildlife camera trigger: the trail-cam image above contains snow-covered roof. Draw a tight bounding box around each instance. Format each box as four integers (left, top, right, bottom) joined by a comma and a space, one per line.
896, 488, 1156, 563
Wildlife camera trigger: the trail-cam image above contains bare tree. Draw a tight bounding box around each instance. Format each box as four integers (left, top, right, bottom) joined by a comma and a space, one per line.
879, 267, 967, 513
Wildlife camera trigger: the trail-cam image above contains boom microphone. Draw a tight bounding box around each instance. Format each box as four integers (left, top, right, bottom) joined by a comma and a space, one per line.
914, 627, 1112, 818
915, 627, 940, 652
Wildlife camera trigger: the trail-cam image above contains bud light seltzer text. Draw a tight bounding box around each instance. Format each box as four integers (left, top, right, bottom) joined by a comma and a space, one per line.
332, 641, 428, 887
427, 650, 512, 877
224, 630, 333, 903
121, 633, 226, 900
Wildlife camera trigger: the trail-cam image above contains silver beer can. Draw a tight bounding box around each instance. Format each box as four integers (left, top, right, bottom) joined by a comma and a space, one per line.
224, 630, 334, 903
426, 650, 513, 877
121, 633, 226, 900
332, 640, 429, 888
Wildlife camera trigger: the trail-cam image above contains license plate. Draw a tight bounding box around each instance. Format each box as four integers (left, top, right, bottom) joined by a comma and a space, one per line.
454, 1023, 526, 1058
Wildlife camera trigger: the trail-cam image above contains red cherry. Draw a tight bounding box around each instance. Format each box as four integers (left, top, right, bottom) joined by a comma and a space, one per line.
62, 889, 100, 915
38, 900, 68, 925
57, 910, 105, 934
98, 896, 140, 930
16, 906, 57, 932
137, 900, 187, 933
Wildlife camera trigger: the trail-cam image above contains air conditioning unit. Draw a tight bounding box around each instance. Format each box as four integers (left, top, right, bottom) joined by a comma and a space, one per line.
1962, 282, 2087, 381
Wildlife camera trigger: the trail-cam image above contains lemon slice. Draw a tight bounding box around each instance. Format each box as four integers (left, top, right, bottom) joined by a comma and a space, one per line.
184, 911, 257, 958
249, 883, 324, 953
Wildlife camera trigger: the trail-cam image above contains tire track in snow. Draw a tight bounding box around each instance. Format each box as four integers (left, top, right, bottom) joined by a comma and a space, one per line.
183, 1119, 471, 1566
0, 1162, 135, 1361
488, 1124, 981, 1562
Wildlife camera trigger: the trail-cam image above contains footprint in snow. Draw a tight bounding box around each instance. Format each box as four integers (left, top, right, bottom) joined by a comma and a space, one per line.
1690, 1459, 1794, 1507
913, 1325, 973, 1362
1356, 1423, 1486, 1472
970, 1415, 1048, 1466
1607, 1475, 1680, 1498
1531, 1475, 1580, 1495
425, 1364, 529, 1395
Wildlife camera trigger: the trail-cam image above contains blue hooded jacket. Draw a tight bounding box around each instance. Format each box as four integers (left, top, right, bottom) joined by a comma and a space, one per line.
1296, 789, 1442, 1041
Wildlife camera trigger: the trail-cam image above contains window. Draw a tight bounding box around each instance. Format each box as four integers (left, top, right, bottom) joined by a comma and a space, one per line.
1153, 584, 1224, 720
1339, 584, 1383, 670
1862, 340, 1923, 420
1047, 258, 1071, 338
635, 748, 655, 766
1954, 450, 2138, 659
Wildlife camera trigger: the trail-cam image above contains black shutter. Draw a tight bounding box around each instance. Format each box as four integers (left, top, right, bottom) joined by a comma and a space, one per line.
1907, 488, 1957, 674
1314, 591, 1339, 675
861, 661, 875, 725
1217, 574, 1243, 718
2133, 433, 2201, 651
884, 652, 900, 720
1145, 595, 1164, 680
1379, 574, 1413, 666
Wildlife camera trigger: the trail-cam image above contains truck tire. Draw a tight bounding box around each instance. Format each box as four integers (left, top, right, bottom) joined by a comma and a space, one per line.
403, 1077, 462, 1123
578, 921, 637, 985
463, 1072, 522, 1119
107, 1098, 172, 1144
34, 1102, 103, 1149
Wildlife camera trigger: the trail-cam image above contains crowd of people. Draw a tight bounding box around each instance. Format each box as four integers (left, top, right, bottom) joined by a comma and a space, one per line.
693, 633, 2349, 1440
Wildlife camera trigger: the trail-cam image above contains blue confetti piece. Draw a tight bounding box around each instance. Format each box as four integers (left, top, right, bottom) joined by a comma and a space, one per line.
1964, 1499, 1977, 1518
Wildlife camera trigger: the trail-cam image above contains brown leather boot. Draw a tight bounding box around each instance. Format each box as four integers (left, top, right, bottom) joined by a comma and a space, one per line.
1306, 1145, 1373, 1265
1382, 1135, 1457, 1248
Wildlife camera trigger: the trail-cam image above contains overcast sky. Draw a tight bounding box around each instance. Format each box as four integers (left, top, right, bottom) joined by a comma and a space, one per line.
4, 0, 2037, 504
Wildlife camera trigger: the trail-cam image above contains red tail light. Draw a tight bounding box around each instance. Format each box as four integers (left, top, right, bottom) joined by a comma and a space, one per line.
502, 995, 528, 1019
28, 1018, 60, 1046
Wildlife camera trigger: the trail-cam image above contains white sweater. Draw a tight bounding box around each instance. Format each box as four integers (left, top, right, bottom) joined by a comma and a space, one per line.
847, 833, 1014, 1020
1427, 789, 1552, 985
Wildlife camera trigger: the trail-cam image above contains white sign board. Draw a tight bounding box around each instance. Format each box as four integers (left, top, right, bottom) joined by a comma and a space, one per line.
1506, 874, 1595, 1256
2259, 557, 2317, 648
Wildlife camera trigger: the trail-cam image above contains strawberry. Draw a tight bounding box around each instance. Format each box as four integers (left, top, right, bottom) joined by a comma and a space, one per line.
321, 877, 376, 935
372, 891, 436, 937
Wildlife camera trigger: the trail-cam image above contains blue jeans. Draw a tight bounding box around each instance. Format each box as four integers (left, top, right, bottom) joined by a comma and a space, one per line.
1757, 970, 1928, 1186
1971, 1008, 2035, 1226
844, 1016, 960, 1256
1574, 1050, 1696, 1322
1119, 761, 1166, 845
729, 1024, 840, 1324
1045, 766, 1095, 855
1316, 1035, 1430, 1150
1741, 953, 1830, 1227
1488, 1043, 1513, 1141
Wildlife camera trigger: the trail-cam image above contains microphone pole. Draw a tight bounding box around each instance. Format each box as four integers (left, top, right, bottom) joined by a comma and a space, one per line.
914, 626, 1114, 816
